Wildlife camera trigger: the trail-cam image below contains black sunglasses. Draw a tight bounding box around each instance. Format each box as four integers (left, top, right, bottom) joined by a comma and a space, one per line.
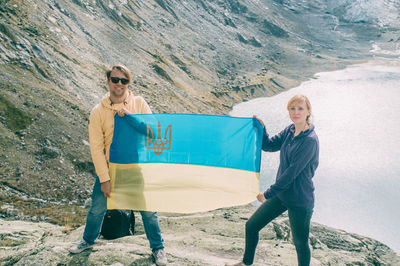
110, 77, 129, 85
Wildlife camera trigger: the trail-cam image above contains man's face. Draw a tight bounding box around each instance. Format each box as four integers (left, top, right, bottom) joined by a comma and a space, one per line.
108, 69, 129, 98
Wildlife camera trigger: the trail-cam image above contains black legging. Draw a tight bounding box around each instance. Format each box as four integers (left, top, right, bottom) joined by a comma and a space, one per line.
243, 196, 313, 266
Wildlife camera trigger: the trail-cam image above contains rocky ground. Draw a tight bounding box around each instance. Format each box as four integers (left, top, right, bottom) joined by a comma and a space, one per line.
1, 205, 399, 265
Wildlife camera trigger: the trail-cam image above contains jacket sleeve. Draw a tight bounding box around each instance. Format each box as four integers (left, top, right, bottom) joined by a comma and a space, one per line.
264, 138, 318, 199
88, 109, 110, 183
139, 97, 152, 114
262, 127, 288, 152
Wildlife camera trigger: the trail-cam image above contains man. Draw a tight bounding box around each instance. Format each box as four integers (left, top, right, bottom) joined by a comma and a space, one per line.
69, 65, 168, 265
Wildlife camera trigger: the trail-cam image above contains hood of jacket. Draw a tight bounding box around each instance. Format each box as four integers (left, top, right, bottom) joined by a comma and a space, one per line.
100, 90, 133, 111
289, 123, 315, 139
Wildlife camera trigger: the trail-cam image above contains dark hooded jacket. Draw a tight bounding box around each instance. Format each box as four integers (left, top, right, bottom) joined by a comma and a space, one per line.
262, 124, 319, 207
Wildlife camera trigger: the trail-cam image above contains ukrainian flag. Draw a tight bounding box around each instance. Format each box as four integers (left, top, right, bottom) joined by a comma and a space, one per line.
108, 114, 263, 213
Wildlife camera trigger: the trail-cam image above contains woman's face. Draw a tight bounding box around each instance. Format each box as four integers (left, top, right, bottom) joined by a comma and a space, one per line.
288, 100, 310, 125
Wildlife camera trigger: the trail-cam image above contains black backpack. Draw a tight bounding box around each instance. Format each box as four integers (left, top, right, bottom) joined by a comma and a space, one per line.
100, 210, 135, 240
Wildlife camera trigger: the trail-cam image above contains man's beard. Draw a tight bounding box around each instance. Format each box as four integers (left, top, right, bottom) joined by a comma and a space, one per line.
111, 88, 125, 97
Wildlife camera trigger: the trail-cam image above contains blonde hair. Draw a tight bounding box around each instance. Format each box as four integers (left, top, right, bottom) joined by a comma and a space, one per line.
106, 64, 132, 83
287, 95, 312, 125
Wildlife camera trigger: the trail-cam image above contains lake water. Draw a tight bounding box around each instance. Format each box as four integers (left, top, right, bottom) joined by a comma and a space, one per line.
230, 60, 400, 254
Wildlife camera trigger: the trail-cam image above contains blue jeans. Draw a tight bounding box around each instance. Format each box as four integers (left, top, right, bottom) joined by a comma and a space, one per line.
82, 177, 164, 251
243, 196, 313, 266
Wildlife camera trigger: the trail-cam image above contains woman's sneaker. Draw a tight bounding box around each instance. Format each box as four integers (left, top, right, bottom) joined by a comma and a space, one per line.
69, 239, 94, 254
152, 248, 168, 265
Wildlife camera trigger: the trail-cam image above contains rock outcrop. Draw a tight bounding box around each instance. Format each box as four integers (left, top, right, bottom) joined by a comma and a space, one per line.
1, 205, 399, 265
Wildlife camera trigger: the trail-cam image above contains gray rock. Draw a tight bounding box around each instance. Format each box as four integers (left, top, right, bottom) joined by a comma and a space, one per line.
0, 206, 399, 265
84, 198, 92, 209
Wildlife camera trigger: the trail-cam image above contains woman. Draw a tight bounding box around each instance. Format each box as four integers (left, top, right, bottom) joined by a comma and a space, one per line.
229, 95, 319, 266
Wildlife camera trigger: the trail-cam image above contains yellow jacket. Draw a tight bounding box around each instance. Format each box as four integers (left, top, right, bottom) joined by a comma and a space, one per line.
88, 90, 151, 183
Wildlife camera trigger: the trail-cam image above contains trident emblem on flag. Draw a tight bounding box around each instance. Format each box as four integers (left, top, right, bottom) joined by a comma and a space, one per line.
146, 121, 172, 155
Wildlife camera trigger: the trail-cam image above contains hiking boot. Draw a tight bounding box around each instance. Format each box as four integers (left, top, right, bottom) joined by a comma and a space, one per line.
69, 239, 94, 254
152, 248, 168, 265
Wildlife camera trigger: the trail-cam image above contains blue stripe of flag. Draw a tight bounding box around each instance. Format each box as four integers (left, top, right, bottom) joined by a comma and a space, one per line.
109, 113, 263, 172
